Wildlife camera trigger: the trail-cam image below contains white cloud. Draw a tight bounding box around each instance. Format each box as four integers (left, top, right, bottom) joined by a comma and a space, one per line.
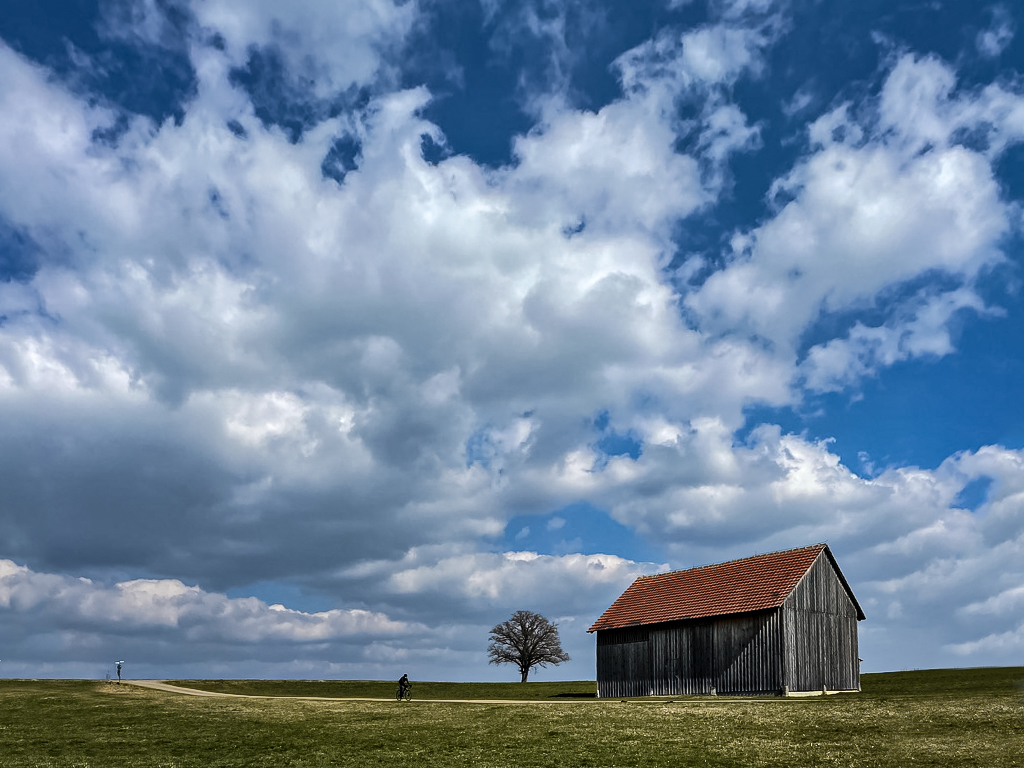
800, 288, 994, 393
0, 559, 412, 643
878, 54, 1024, 158
510, 99, 709, 234
686, 52, 1021, 393
976, 6, 1015, 58
191, 0, 417, 97
378, 549, 654, 603
691, 141, 1005, 344
949, 624, 1024, 657
960, 584, 1024, 617
615, 23, 768, 95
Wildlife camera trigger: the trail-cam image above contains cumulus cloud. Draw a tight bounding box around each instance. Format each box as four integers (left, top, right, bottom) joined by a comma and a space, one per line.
615, 20, 769, 94
0, 559, 410, 642
800, 289, 995, 393
686, 53, 1023, 391
0, 558, 435, 679
191, 0, 417, 97
343, 548, 657, 614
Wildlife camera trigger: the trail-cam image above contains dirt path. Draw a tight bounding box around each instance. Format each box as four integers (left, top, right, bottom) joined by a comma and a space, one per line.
123, 680, 805, 705
123, 680, 582, 704
125, 680, 256, 698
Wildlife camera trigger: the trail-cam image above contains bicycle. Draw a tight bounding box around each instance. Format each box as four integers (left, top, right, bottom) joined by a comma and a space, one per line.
396, 683, 412, 701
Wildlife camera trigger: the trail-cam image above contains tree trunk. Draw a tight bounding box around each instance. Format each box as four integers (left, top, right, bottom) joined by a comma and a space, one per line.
521, 667, 529, 683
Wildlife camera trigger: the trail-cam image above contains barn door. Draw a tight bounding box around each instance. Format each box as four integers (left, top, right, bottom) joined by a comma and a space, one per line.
690, 622, 714, 695
650, 627, 682, 695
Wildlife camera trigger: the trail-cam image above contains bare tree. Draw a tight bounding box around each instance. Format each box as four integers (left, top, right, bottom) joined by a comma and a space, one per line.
488, 610, 570, 682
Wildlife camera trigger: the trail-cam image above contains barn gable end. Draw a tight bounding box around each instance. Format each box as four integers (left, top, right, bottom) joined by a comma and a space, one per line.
589, 544, 864, 697
782, 549, 862, 692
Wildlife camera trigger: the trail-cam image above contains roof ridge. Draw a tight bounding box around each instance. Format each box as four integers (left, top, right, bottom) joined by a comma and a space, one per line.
635, 543, 827, 580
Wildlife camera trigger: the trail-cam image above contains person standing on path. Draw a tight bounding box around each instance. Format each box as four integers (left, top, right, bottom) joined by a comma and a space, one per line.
116, 662, 122, 683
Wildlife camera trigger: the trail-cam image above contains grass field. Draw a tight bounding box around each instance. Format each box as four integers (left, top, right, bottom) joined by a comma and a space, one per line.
1, 668, 1021, 767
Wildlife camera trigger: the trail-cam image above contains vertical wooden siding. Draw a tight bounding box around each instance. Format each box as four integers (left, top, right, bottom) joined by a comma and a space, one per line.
713, 612, 784, 695
783, 553, 860, 692
595, 626, 651, 698
596, 611, 784, 697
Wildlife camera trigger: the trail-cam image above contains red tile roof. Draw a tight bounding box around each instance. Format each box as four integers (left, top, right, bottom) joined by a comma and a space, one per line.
588, 543, 861, 632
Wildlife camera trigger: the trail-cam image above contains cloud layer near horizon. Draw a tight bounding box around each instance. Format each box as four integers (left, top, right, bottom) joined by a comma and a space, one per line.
1, 0, 1024, 680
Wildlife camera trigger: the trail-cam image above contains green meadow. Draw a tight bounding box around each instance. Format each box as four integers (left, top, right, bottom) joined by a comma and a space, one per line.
1, 668, 1021, 767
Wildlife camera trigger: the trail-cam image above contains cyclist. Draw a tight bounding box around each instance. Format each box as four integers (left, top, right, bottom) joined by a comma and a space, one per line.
397, 673, 410, 700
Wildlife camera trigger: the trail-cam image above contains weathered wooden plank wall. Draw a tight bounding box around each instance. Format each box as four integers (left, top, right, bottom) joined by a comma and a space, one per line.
596, 611, 786, 697
714, 612, 784, 695
596, 626, 651, 698
784, 553, 860, 692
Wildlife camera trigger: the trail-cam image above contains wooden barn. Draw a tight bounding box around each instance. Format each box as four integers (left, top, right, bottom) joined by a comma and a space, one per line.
588, 543, 865, 697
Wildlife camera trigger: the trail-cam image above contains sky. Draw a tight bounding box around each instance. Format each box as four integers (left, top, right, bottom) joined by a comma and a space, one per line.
1, 0, 1023, 683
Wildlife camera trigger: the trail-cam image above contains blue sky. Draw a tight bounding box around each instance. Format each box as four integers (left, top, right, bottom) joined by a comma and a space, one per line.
1, 0, 1024, 682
